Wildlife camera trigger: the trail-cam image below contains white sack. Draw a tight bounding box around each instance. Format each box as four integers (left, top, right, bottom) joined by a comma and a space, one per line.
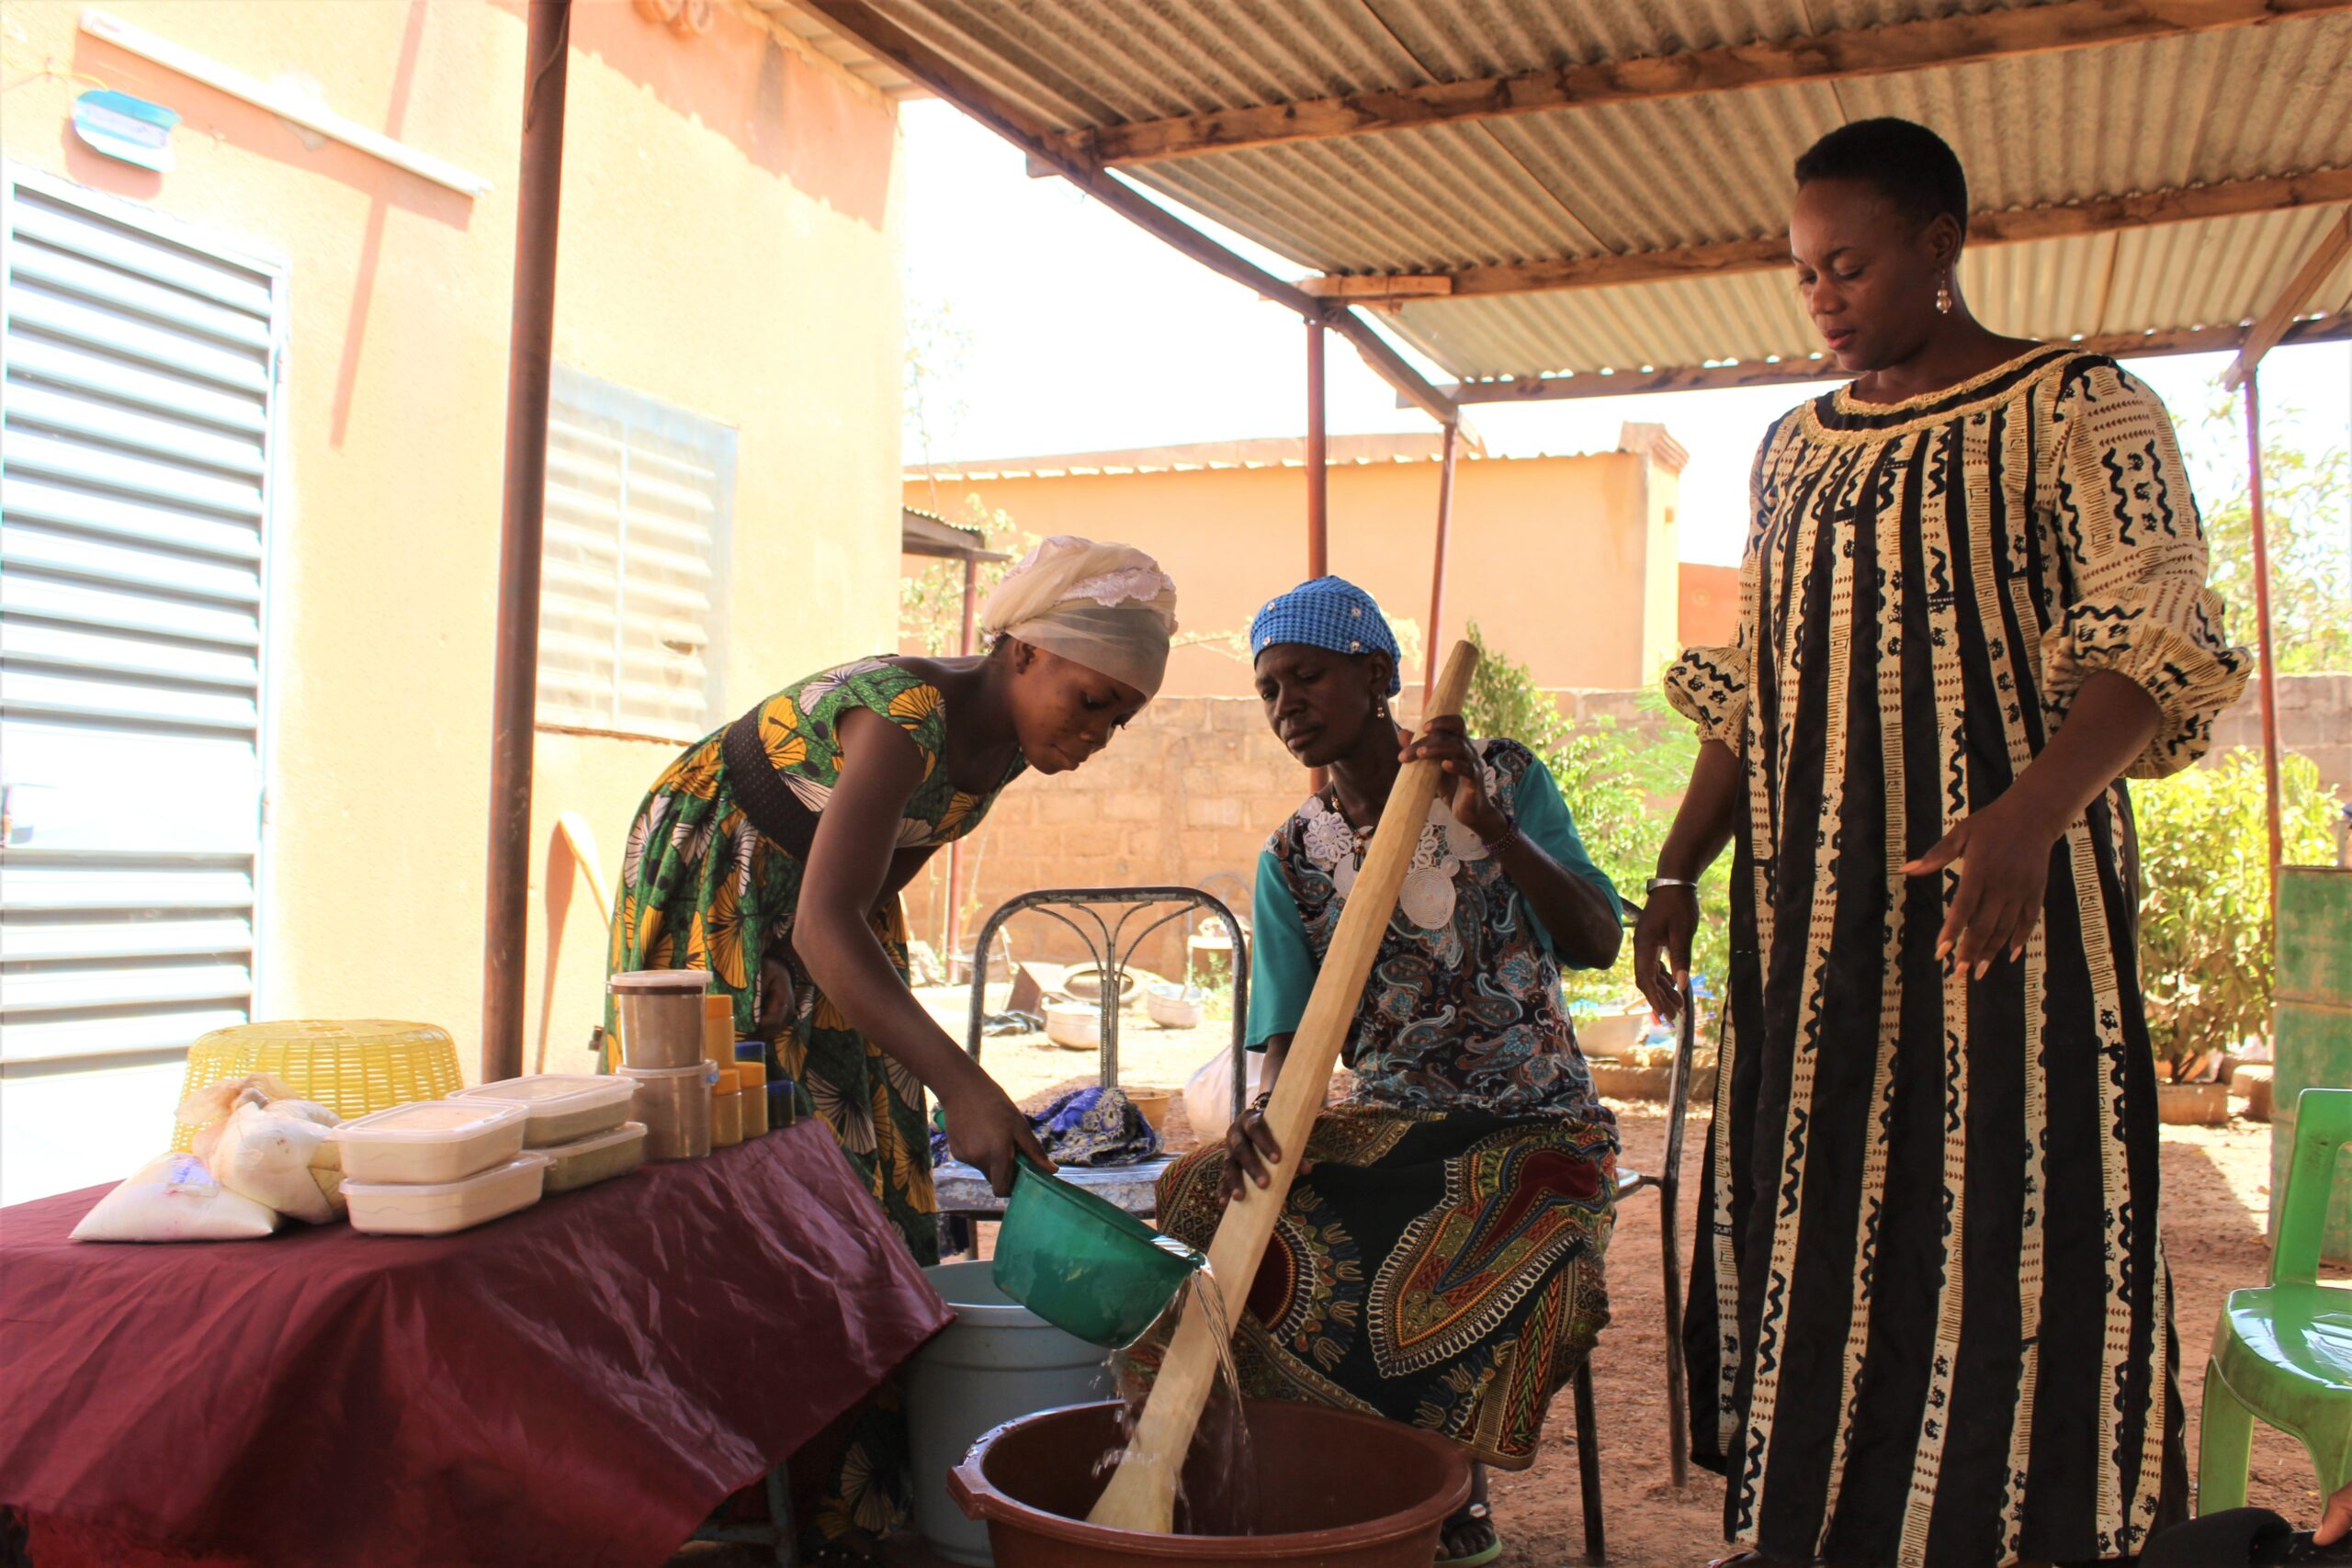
1182, 1044, 1262, 1146
71, 1153, 281, 1243
211, 1101, 345, 1224
179, 1073, 303, 1167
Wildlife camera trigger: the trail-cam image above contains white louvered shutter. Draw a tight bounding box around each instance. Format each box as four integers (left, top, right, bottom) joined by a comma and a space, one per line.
0, 171, 279, 1200
537, 367, 735, 739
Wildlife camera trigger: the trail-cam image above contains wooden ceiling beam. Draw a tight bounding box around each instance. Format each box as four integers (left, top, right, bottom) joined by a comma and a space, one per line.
1321, 166, 2352, 303
1057, 0, 2352, 168
2226, 209, 2352, 388
1300, 274, 1454, 302
1331, 310, 1467, 427
789, 0, 1462, 424
1421, 314, 2352, 404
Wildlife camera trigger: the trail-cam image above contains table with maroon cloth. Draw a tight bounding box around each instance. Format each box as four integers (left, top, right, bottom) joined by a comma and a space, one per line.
0, 1120, 954, 1568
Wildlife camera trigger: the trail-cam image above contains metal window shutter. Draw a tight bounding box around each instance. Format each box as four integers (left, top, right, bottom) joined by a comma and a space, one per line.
537, 367, 733, 739
1, 175, 275, 1070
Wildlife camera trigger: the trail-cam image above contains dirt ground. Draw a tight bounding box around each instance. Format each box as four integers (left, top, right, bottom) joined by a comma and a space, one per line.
1471, 1100, 2335, 1568
683, 1005, 2340, 1568
917, 981, 1244, 1113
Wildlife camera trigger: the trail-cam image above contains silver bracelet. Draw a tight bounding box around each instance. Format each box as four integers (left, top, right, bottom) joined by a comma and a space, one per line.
1645, 876, 1700, 896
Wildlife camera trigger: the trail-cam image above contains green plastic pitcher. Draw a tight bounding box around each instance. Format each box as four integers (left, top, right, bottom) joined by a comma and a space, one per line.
990, 1159, 1204, 1348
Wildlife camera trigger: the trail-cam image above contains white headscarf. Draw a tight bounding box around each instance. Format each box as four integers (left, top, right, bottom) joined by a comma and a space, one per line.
979, 536, 1179, 698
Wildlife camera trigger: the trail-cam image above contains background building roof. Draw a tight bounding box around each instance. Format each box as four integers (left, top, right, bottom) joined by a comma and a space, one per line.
907, 422, 1697, 479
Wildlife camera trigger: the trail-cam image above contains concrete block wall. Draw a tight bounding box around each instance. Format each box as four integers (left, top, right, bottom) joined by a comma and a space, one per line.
899, 697, 1308, 976
2210, 675, 2352, 806
1540, 676, 2352, 805
899, 674, 2352, 976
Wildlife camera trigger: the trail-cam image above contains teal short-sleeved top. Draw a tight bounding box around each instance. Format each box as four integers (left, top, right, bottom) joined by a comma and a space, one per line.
1244, 739, 1618, 1121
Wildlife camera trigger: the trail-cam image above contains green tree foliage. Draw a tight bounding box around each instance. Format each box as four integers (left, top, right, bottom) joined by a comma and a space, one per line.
2133, 749, 2341, 1067
898, 511, 1033, 658
1460, 624, 1732, 1009
903, 300, 970, 468
2178, 389, 2352, 674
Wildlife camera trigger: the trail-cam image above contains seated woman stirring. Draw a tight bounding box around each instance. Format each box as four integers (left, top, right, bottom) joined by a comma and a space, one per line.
1151, 577, 1623, 1568
607, 536, 1177, 1555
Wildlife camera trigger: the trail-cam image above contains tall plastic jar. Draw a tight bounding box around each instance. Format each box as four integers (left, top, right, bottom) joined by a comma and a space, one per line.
905, 1260, 1114, 1566
710, 1069, 743, 1148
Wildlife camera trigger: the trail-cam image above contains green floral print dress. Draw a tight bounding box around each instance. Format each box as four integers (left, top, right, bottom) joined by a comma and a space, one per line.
607, 656, 1022, 1545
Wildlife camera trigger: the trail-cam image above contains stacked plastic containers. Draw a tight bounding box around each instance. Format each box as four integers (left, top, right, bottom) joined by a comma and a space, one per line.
609, 969, 717, 1159
450, 1075, 644, 1193
331, 1100, 547, 1235
704, 998, 742, 1148
736, 1041, 797, 1134
735, 1049, 769, 1137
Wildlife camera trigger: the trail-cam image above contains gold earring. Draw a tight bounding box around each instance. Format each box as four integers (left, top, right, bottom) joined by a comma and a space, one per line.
1935, 275, 1953, 315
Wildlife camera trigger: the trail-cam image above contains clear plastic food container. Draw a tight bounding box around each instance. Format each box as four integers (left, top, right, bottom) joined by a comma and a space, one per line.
449, 1075, 638, 1147
344, 1153, 550, 1235
327, 1100, 529, 1184
539, 1121, 648, 1194
621, 1062, 715, 1161
607, 969, 709, 1069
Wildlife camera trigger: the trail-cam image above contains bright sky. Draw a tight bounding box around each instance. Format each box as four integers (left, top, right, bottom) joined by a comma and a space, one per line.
901, 101, 2351, 568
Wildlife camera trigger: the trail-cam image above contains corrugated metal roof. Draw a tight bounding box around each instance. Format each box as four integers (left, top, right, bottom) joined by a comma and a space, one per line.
744, 0, 923, 97
1391, 208, 2352, 380
900, 505, 1011, 558
1128, 16, 2352, 269
846, 0, 2352, 382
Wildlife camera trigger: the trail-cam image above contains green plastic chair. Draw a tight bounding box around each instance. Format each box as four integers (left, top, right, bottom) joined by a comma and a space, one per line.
2198, 1086, 2352, 1514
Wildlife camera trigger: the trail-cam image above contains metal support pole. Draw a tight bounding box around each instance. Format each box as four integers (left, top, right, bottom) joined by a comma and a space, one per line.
1658, 976, 1697, 1491
2245, 369, 2286, 912
958, 553, 979, 656
1306, 318, 1331, 793
944, 554, 980, 963
480, 0, 571, 1084
1425, 421, 1460, 702
1306, 319, 1328, 578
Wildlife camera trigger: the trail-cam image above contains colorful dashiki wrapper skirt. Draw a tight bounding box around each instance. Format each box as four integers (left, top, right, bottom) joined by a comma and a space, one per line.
1146, 1107, 1615, 1468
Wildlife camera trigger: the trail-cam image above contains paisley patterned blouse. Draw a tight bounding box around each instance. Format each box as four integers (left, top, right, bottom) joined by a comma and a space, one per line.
1246, 738, 1621, 1123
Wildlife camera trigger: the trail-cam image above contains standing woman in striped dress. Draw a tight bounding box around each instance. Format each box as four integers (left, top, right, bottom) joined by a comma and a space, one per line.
1634, 118, 2249, 1568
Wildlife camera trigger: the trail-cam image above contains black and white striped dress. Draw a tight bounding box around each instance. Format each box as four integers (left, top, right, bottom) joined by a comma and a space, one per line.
1664, 347, 2250, 1568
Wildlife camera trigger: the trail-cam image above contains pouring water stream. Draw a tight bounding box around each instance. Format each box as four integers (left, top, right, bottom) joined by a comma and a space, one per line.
1091, 1265, 1260, 1534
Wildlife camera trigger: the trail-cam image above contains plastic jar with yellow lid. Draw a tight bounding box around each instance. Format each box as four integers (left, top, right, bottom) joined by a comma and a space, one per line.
710, 1068, 744, 1148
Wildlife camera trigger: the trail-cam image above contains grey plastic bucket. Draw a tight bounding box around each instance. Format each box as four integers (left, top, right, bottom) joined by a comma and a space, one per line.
909, 1259, 1114, 1566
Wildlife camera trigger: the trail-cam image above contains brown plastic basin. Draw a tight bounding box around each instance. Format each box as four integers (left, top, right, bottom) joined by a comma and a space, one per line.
947, 1398, 1472, 1566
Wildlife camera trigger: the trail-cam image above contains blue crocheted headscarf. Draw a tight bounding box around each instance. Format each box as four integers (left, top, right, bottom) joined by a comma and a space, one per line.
1249, 576, 1402, 696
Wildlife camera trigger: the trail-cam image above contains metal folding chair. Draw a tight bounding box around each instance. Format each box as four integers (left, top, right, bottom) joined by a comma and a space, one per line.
688, 1463, 796, 1565
1562, 942, 1702, 1565
932, 886, 1250, 1239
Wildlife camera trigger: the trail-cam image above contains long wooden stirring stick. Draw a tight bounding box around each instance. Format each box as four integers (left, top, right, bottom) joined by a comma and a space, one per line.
1087, 640, 1481, 1533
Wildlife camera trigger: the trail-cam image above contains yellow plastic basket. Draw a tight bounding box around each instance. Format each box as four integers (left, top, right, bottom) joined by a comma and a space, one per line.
171, 1020, 464, 1151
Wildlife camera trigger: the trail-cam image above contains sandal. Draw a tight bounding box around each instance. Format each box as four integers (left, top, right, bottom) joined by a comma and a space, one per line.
1435, 1499, 1503, 1567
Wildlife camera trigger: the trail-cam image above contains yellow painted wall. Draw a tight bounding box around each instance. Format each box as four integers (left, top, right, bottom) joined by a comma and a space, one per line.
3, 0, 901, 1079
1640, 465, 1684, 681
908, 451, 1674, 698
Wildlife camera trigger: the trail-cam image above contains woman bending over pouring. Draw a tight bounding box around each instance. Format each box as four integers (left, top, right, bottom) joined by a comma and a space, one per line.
1150, 577, 1623, 1568
607, 536, 1177, 1551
